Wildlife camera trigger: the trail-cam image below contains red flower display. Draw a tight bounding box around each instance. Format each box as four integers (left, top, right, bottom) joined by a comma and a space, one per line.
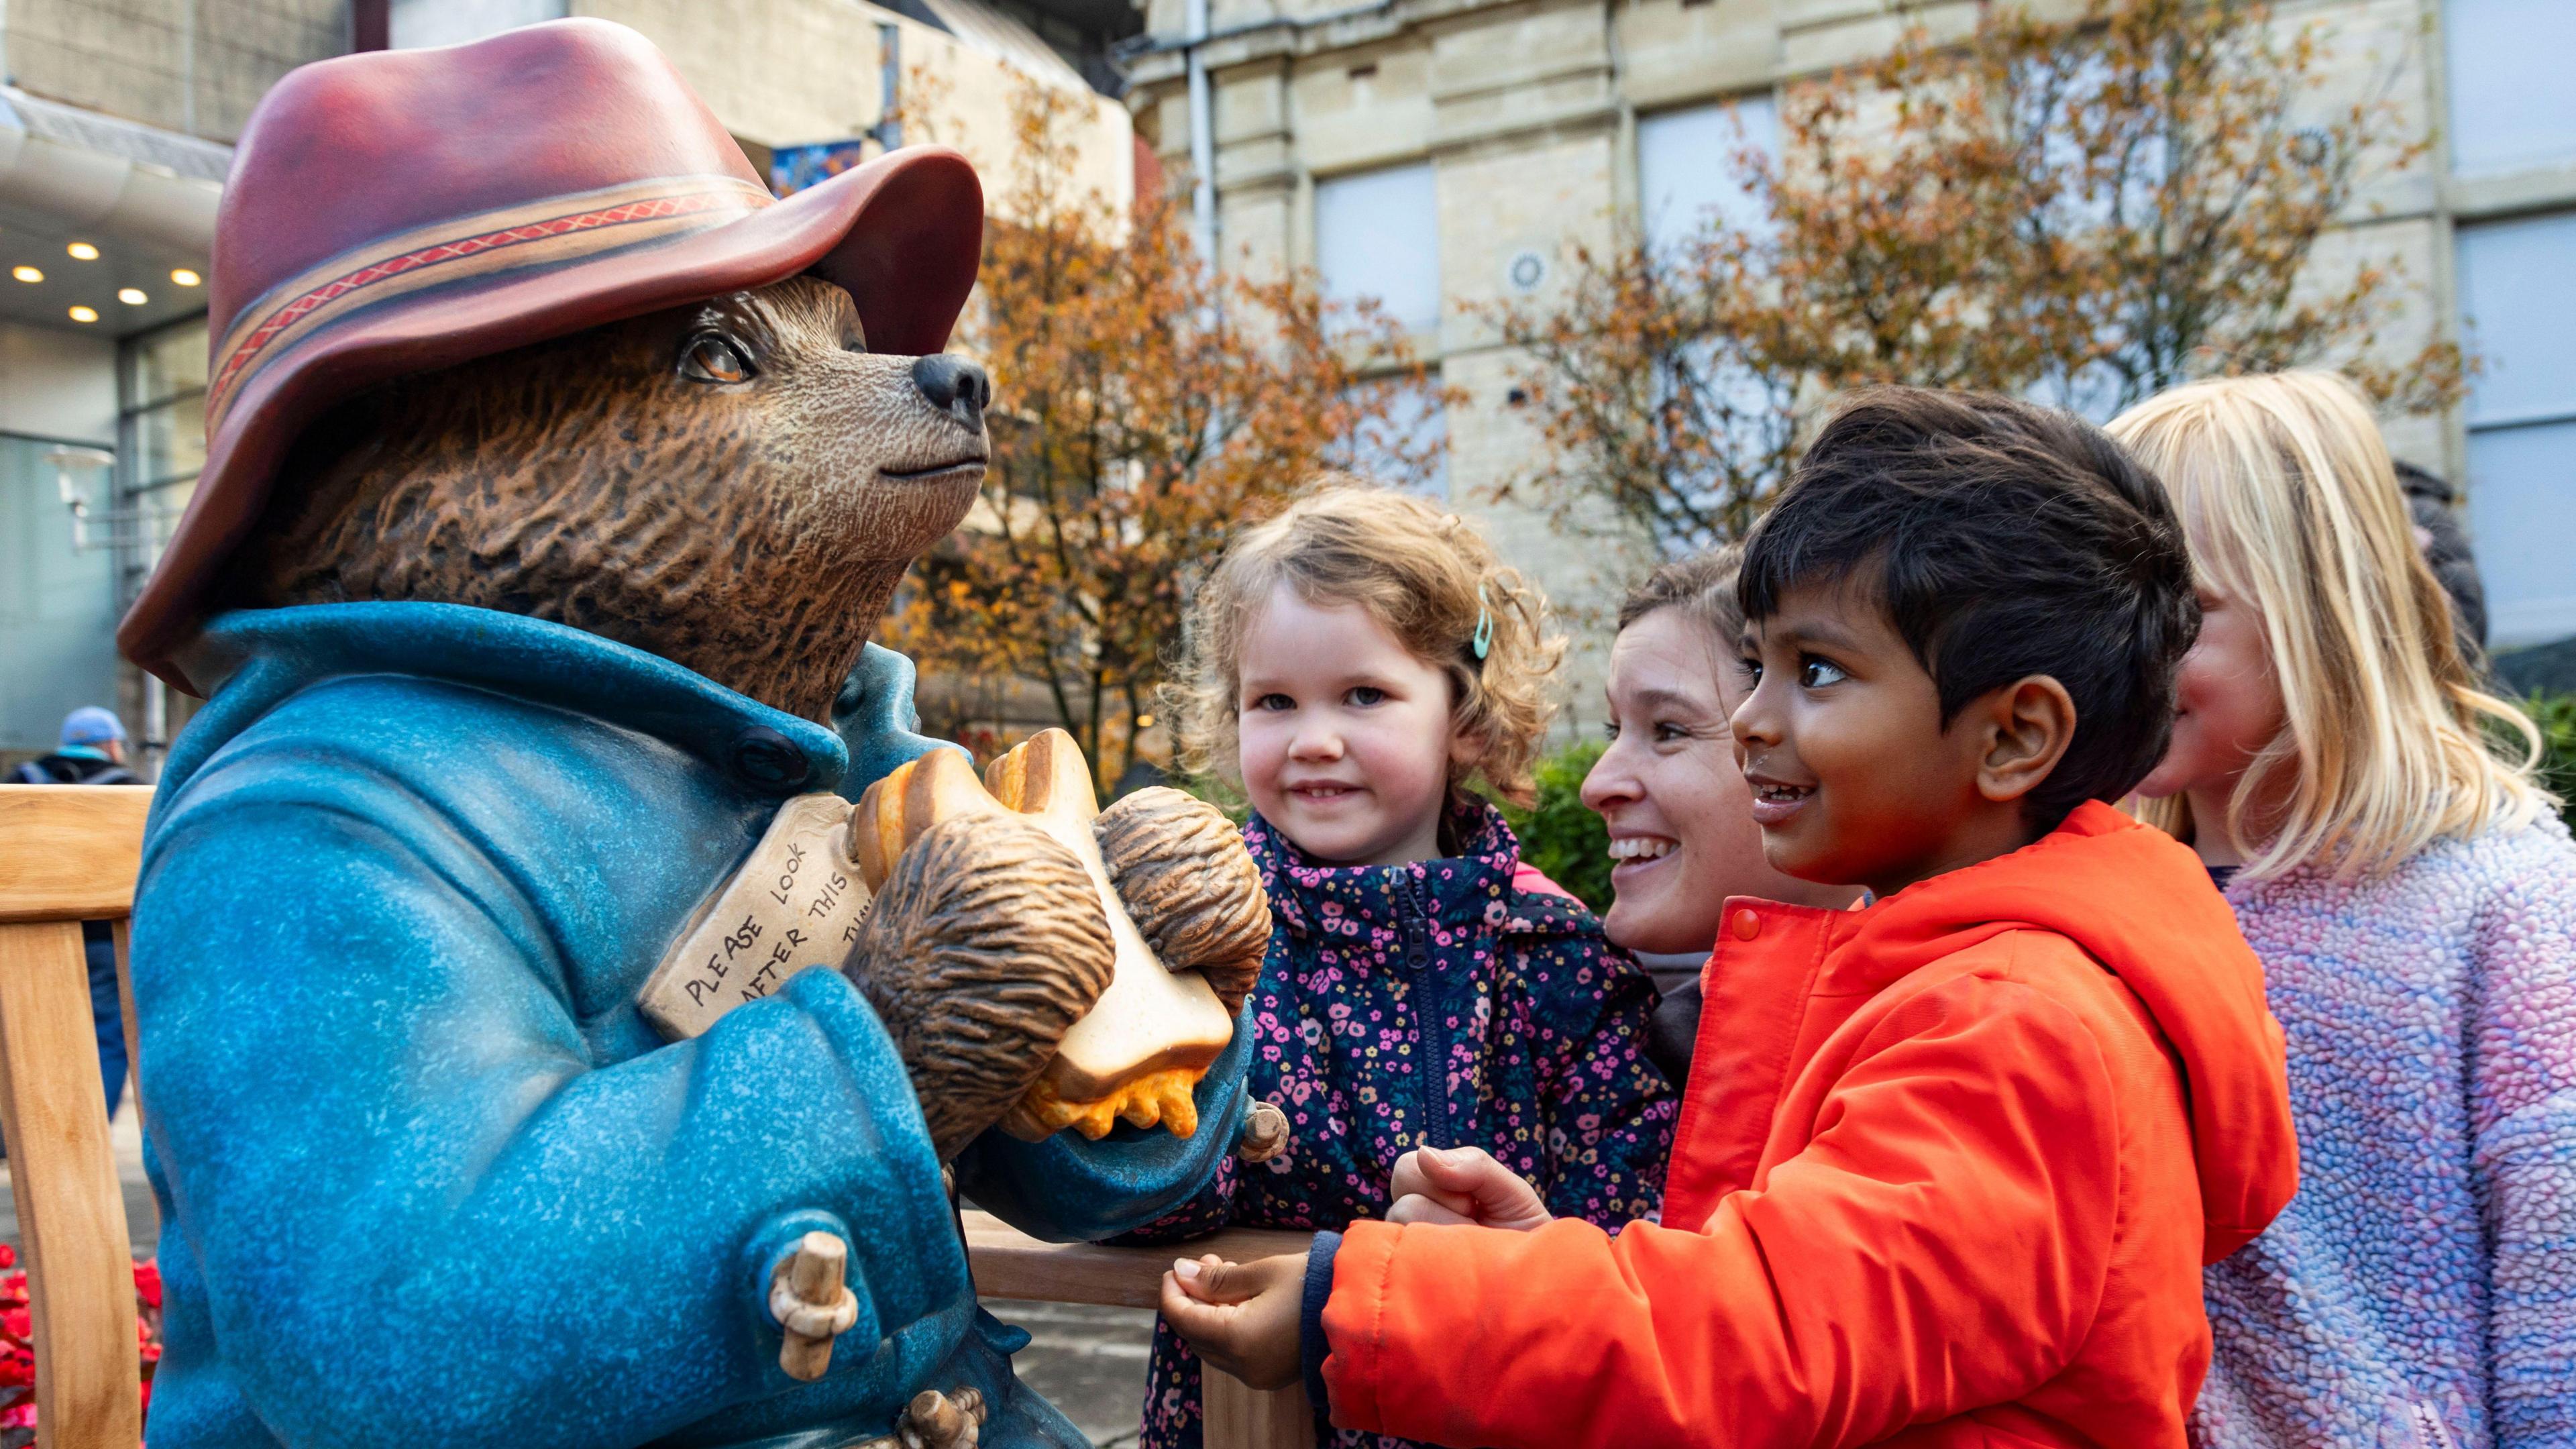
0, 1253, 160, 1446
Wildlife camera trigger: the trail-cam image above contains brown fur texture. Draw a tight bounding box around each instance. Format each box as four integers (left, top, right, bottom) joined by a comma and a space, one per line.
1093, 787, 1272, 1014
844, 814, 1115, 1160
230, 277, 986, 720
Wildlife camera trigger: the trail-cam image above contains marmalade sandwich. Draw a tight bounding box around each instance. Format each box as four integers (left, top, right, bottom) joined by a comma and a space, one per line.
855, 730, 1269, 1141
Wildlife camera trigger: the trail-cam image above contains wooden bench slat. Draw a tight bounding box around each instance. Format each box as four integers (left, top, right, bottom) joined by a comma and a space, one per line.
962, 1210, 1311, 1310
1205, 1371, 1316, 1449
963, 1210, 1318, 1449
0, 922, 140, 1449
0, 788, 153, 924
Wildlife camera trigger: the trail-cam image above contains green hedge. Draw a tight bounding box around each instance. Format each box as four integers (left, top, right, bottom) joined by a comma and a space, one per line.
2532, 692, 2576, 832
1493, 741, 1614, 913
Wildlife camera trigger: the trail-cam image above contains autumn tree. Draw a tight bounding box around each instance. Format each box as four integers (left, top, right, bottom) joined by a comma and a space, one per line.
879, 76, 1446, 794
1494, 0, 2465, 558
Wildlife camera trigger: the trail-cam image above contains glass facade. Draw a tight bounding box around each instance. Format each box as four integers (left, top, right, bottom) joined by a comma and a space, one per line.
117, 316, 209, 608
0, 434, 121, 753
2447, 0, 2576, 651
389, 0, 570, 50
2445, 0, 2576, 176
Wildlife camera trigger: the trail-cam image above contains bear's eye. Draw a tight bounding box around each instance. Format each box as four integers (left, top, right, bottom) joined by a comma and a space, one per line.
680, 333, 756, 385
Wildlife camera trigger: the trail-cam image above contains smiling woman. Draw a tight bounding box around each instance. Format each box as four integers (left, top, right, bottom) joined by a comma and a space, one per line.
1587, 547, 1860, 1085
1586, 546, 1861, 959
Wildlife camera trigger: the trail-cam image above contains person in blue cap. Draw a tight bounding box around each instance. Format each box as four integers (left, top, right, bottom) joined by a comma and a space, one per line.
11, 706, 146, 1126
11, 705, 140, 786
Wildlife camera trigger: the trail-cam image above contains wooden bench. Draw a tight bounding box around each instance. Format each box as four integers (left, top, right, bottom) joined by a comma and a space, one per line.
0, 784, 1314, 1449
0, 784, 152, 1449
966, 1210, 1316, 1448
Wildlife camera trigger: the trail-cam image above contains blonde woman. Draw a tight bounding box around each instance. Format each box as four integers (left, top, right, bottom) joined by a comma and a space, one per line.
2110, 372, 2576, 1449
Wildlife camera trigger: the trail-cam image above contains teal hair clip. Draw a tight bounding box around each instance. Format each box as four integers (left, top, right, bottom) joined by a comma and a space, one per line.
1472, 580, 1494, 661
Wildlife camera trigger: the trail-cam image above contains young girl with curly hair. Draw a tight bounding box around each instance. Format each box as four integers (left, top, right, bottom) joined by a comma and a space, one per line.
2110, 372, 2576, 1449
1125, 480, 1675, 1449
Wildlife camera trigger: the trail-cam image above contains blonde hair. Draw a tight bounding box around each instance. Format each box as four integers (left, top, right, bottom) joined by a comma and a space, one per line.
1172, 478, 1565, 808
2106, 371, 2553, 880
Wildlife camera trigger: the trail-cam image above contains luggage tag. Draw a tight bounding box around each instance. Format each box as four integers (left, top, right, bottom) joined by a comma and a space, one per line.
638, 793, 875, 1040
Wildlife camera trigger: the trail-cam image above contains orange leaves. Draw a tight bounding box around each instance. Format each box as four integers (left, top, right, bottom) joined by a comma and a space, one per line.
888, 74, 1448, 794
1495, 0, 2460, 559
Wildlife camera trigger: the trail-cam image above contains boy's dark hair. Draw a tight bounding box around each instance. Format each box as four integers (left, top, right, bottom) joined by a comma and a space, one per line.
1738, 387, 2199, 833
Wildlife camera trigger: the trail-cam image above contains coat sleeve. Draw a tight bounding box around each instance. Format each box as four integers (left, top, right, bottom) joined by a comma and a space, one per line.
949, 999, 1254, 1243
2469, 830, 2576, 1449
133, 787, 964, 1448
1318, 977, 2121, 1449
1527, 934, 1674, 1228
1105, 1152, 1242, 1245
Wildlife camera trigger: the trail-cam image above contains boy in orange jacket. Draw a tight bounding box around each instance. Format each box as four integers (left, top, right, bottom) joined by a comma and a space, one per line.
1160, 388, 2298, 1449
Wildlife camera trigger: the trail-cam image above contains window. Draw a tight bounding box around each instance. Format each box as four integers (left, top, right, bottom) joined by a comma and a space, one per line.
2456, 211, 2576, 648
2445, 0, 2576, 176
117, 317, 208, 604
1637, 95, 1778, 255
1315, 163, 1442, 335
391, 0, 570, 50
0, 433, 119, 752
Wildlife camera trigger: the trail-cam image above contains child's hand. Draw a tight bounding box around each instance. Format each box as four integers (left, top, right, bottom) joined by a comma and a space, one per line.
1158, 1251, 1306, 1391
1386, 1146, 1552, 1231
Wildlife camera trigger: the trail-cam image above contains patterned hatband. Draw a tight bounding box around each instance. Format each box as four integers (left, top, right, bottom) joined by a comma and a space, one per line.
207, 173, 776, 429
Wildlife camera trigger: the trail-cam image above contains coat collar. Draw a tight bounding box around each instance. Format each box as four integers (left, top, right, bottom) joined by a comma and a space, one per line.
1246, 802, 1590, 941
170, 602, 849, 801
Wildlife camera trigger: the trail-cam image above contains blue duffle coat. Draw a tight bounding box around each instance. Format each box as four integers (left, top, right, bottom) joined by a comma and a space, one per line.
129, 602, 1250, 1449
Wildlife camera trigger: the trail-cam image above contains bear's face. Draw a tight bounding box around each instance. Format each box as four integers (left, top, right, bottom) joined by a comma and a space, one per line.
235, 276, 989, 720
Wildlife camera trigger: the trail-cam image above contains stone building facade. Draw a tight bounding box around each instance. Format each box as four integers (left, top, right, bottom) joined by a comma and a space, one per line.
1124, 0, 2576, 721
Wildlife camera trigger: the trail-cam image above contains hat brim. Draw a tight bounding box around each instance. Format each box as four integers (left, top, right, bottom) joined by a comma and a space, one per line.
120, 145, 983, 693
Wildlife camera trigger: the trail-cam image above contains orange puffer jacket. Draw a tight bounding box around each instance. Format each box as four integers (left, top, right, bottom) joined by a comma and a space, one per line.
1318, 802, 2298, 1449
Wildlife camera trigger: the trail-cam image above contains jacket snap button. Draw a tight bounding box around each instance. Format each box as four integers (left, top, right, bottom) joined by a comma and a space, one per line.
1732, 908, 1761, 941
731, 727, 810, 790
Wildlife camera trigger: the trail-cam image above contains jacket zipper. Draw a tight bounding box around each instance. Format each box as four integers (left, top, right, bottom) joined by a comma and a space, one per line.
1403, 872, 1452, 1150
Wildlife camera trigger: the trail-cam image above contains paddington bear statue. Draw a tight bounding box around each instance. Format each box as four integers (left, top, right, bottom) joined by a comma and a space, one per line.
115, 21, 1252, 1449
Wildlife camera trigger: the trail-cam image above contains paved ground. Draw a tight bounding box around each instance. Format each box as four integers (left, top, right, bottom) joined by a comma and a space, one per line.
988, 1298, 1159, 1448
0, 1080, 159, 1258
1, 1086, 1161, 1448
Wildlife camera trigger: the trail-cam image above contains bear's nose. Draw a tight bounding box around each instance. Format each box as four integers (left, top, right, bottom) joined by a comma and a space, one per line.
911, 354, 990, 432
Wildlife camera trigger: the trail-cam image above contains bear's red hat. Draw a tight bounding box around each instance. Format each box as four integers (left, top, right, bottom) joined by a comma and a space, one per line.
119, 18, 985, 692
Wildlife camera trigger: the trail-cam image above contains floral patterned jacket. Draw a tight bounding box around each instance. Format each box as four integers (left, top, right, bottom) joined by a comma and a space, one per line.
1123, 804, 1676, 1449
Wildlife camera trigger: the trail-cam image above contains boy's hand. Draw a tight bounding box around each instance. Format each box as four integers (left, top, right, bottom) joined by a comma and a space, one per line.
1386, 1146, 1552, 1231
1159, 1252, 1305, 1391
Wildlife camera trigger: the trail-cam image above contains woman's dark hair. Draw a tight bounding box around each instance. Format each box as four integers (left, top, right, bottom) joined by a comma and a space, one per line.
2394, 460, 2489, 661
1617, 543, 1746, 638
1737, 387, 2200, 832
